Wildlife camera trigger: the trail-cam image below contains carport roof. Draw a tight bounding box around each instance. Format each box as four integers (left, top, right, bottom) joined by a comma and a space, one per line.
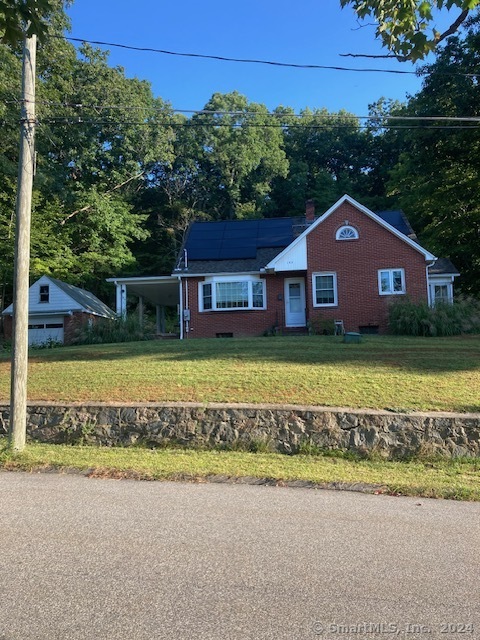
106, 276, 180, 307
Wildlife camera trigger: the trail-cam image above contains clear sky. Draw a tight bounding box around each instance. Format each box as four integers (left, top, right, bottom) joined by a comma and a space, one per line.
66, 0, 452, 116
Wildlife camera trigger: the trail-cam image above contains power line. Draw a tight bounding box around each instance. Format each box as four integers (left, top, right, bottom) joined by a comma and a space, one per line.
52, 34, 480, 78
15, 98, 480, 123
38, 118, 480, 130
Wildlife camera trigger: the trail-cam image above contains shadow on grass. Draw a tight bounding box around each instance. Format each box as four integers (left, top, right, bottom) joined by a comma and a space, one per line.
2, 334, 478, 375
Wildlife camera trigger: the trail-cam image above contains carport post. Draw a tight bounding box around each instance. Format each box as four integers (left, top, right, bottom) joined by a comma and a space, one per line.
115, 283, 127, 319
156, 305, 165, 334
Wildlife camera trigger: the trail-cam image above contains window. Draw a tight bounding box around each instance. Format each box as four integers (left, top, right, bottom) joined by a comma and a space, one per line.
312, 272, 337, 307
378, 269, 405, 295
200, 277, 265, 311
336, 225, 359, 240
39, 285, 49, 303
431, 282, 453, 305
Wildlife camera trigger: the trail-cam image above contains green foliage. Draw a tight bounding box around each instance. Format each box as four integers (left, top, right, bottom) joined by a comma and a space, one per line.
0, 0, 70, 45
308, 318, 336, 335
71, 314, 155, 345
387, 23, 480, 294
388, 297, 480, 336
340, 0, 479, 60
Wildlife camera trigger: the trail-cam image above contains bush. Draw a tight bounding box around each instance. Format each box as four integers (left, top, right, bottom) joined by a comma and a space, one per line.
388, 297, 480, 337
71, 313, 155, 345
308, 318, 336, 335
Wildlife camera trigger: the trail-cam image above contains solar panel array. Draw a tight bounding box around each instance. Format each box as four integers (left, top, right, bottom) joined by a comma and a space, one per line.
185, 218, 294, 261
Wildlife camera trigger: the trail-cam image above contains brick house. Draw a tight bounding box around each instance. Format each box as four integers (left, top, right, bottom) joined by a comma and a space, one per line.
2, 275, 116, 346
109, 195, 459, 338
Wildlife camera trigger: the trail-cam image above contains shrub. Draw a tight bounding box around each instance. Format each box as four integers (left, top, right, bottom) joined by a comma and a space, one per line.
388, 297, 480, 337
71, 313, 155, 345
308, 318, 336, 335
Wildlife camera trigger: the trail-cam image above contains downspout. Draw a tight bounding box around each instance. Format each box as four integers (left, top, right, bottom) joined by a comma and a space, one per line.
178, 276, 184, 340
426, 260, 436, 307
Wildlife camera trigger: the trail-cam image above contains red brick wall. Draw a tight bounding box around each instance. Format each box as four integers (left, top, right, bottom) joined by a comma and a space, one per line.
306, 201, 429, 333
184, 274, 300, 338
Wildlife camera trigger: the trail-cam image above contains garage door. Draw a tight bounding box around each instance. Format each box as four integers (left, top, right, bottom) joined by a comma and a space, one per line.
28, 316, 64, 346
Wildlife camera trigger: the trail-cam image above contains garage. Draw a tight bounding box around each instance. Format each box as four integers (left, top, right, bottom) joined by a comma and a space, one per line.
28, 316, 64, 346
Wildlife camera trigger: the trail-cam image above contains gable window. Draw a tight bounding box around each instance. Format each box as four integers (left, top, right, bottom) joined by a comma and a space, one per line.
312, 272, 337, 307
336, 225, 359, 240
39, 285, 49, 303
200, 277, 265, 311
378, 269, 405, 295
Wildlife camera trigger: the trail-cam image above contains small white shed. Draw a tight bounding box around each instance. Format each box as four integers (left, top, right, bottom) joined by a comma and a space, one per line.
2, 276, 116, 346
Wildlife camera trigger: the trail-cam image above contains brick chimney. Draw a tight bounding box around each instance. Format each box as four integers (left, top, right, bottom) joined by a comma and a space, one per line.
305, 199, 315, 223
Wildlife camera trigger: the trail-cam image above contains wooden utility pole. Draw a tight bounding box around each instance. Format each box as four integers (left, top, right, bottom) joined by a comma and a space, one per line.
9, 33, 37, 451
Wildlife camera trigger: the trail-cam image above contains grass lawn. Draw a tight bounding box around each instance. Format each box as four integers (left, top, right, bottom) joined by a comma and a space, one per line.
0, 335, 479, 412
1, 440, 479, 501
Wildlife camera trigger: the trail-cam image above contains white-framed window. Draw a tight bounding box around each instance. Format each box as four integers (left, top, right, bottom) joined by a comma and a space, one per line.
199, 276, 266, 311
336, 225, 359, 240
378, 269, 405, 295
312, 272, 337, 307
430, 282, 453, 305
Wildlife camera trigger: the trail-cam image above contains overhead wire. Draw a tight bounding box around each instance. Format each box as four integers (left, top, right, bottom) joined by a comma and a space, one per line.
50, 34, 480, 79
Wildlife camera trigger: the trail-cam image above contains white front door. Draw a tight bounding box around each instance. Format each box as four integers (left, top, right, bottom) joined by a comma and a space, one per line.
285, 278, 306, 327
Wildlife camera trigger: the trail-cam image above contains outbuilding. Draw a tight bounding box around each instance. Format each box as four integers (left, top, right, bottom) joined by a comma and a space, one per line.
2, 275, 116, 346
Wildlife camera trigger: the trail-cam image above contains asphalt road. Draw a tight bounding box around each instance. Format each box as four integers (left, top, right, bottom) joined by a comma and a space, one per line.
0, 472, 479, 640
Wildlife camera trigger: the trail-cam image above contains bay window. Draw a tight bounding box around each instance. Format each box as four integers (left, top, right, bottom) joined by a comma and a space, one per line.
200, 277, 265, 311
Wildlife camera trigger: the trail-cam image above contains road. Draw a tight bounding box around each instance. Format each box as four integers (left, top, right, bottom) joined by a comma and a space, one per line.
0, 472, 479, 640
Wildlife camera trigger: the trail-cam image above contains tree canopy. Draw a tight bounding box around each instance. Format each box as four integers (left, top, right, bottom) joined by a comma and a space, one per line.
0, 0, 70, 45
340, 0, 480, 60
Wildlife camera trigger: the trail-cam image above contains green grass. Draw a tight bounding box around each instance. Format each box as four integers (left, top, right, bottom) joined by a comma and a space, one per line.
1, 335, 479, 412
1, 440, 479, 500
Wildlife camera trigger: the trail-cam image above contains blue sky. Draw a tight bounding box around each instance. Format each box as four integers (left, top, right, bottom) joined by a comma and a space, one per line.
66, 0, 453, 115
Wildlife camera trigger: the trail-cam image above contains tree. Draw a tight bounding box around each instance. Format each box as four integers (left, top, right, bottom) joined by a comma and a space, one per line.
187, 92, 289, 219
0, 0, 69, 45
386, 24, 480, 293
340, 0, 480, 60
267, 107, 387, 215
0, 37, 176, 303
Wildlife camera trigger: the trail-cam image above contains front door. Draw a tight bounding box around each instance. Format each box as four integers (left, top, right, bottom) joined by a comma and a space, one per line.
285, 278, 306, 327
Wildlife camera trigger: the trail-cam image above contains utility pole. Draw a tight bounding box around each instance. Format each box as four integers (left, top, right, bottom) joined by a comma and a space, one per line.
9, 33, 37, 451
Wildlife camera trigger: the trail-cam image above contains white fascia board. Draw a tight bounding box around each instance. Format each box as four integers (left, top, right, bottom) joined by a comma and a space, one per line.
266, 194, 436, 271
106, 276, 180, 285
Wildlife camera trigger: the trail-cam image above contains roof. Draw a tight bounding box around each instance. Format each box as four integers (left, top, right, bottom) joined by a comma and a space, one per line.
175, 195, 437, 275
48, 277, 116, 318
177, 217, 298, 275
2, 276, 116, 318
376, 210, 418, 240
428, 258, 460, 276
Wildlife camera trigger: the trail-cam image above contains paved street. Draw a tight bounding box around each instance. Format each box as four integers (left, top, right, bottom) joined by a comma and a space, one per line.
0, 471, 479, 639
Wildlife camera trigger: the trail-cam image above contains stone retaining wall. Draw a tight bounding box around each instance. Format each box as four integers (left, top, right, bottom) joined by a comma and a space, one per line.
1, 403, 480, 458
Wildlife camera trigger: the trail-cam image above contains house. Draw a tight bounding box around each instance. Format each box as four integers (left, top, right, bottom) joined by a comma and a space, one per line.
109, 195, 459, 338
2, 275, 116, 345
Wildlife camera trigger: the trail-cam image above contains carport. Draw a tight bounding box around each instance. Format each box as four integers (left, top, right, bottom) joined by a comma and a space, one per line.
106, 276, 182, 338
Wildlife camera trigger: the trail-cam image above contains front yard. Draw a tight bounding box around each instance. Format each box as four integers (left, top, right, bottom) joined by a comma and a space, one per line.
0, 335, 479, 412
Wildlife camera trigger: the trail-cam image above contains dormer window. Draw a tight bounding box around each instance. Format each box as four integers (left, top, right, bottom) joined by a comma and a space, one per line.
336, 225, 359, 240
39, 285, 49, 303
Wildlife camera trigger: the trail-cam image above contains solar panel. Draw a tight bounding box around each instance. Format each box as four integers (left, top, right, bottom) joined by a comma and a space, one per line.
185, 217, 293, 261
219, 246, 256, 259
